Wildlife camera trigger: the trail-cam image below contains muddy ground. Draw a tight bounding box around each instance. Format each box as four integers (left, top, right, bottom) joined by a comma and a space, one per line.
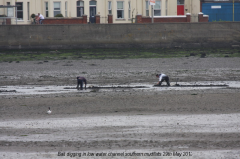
1, 57, 240, 159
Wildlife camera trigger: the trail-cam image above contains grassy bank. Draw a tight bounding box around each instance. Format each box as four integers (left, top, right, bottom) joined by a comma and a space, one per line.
0, 48, 240, 62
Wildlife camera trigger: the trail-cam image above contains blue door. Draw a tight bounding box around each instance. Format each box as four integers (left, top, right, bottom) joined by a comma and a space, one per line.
202, 2, 240, 22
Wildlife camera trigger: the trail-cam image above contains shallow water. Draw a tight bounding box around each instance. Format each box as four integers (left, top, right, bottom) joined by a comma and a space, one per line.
0, 81, 239, 95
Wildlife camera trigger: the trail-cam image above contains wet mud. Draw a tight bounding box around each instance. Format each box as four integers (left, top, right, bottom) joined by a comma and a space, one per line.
1, 57, 240, 159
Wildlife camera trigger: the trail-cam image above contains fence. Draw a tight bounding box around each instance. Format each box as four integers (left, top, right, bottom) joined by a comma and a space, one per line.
207, 13, 240, 22
202, 2, 240, 22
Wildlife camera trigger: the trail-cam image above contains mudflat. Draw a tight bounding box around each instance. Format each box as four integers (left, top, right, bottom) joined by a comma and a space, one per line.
1, 57, 240, 159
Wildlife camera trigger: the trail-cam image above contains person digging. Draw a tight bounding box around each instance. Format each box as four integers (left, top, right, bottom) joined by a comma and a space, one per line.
76, 76, 87, 90
155, 74, 170, 86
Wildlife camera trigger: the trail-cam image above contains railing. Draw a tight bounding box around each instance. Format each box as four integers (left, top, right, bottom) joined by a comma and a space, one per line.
0, 17, 15, 25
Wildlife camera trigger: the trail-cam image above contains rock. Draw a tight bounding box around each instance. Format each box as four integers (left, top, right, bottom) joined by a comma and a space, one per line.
200, 53, 206, 58
190, 53, 196, 56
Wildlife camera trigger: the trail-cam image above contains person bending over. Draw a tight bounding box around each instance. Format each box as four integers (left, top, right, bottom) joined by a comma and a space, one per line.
38, 13, 44, 24
156, 74, 170, 86
77, 76, 87, 90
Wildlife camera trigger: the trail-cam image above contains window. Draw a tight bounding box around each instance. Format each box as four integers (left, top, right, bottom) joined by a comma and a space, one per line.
154, 1, 161, 16
65, 3, 67, 17
16, 2, 23, 20
117, 1, 124, 18
177, 0, 184, 5
77, 1, 84, 17
54, 2, 61, 17
108, 1, 112, 14
128, 1, 131, 19
45, 2, 49, 17
146, 1, 149, 16
89, 1, 96, 5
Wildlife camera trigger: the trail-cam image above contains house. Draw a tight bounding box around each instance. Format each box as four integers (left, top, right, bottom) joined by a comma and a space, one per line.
0, 0, 202, 25
201, 0, 240, 22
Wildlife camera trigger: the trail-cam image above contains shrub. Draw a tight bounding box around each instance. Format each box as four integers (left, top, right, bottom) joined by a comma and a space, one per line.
55, 14, 64, 17
31, 14, 35, 19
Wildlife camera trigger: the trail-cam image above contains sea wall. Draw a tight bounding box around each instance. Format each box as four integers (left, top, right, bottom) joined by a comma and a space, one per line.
0, 22, 240, 49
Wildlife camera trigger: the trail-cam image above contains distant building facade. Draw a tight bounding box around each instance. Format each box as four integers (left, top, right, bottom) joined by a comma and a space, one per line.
0, 0, 202, 24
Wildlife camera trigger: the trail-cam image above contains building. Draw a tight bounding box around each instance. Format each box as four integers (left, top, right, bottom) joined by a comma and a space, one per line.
0, 0, 201, 25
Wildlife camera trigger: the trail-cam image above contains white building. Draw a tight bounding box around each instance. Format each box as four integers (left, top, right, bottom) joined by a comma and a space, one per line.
0, 0, 201, 24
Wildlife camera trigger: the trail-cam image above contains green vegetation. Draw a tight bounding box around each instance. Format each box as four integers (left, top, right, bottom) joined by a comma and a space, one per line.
212, 19, 229, 22
54, 14, 64, 17
31, 13, 35, 19
0, 48, 239, 62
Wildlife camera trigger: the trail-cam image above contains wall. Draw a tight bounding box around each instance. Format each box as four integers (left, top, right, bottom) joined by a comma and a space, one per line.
43, 16, 87, 24
136, 14, 191, 23
0, 22, 239, 49
198, 13, 209, 22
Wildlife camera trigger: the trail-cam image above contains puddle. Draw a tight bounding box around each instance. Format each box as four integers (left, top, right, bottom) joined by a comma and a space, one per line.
0, 85, 75, 95
0, 81, 239, 96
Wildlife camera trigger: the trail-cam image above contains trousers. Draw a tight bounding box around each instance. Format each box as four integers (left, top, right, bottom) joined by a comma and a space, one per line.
159, 76, 170, 86
77, 79, 84, 90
